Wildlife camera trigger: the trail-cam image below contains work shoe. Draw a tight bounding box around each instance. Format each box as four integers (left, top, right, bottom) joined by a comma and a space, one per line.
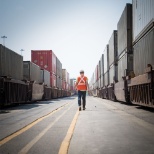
79, 106, 81, 111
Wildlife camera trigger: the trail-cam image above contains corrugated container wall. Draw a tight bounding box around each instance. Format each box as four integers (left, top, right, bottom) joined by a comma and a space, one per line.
109, 64, 118, 84
67, 72, 70, 84
89, 73, 94, 89
23, 61, 41, 83
56, 57, 62, 78
95, 65, 99, 82
100, 75, 104, 88
109, 30, 118, 66
133, 0, 154, 42
40, 69, 50, 87
50, 73, 56, 88
94, 80, 98, 89
104, 72, 109, 86
103, 45, 109, 73
70, 78, 75, 86
100, 54, 104, 76
98, 78, 101, 89
40, 70, 44, 83
117, 3, 132, 57
62, 69, 67, 81
133, 27, 154, 76
98, 61, 101, 78
117, 53, 133, 82
56, 76, 62, 89
62, 80, 66, 90
31, 50, 56, 74
0, 44, 23, 80
70, 78, 76, 90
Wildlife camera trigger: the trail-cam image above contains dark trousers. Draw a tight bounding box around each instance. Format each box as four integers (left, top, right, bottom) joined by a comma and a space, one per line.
78, 90, 86, 108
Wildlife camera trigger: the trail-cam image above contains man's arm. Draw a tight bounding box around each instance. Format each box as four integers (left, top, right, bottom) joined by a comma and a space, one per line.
86, 78, 89, 90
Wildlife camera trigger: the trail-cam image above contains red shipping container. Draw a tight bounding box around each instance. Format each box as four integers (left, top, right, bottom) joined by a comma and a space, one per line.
50, 73, 57, 88
31, 50, 56, 74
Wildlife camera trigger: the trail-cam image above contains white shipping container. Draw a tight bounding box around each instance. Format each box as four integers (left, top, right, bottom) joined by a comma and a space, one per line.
40, 70, 44, 83
103, 45, 109, 73
70, 78, 76, 86
117, 4, 132, 57
109, 64, 118, 85
56, 76, 62, 89
98, 77, 101, 89
62, 69, 68, 82
0, 44, 23, 80
98, 61, 101, 78
133, 27, 154, 76
133, 0, 154, 42
32, 83, 44, 101
100, 54, 104, 76
23, 61, 41, 83
108, 30, 118, 66
100, 75, 104, 88
117, 53, 133, 82
104, 71, 109, 86
40, 69, 50, 87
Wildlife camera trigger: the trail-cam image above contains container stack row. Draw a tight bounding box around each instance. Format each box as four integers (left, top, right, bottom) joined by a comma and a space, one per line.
89, 1, 154, 108
0, 47, 72, 106
31, 50, 71, 98
62, 69, 70, 96
70, 78, 77, 95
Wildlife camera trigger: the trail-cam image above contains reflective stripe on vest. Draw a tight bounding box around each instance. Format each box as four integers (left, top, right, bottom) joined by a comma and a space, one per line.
78, 77, 86, 85
77, 76, 87, 90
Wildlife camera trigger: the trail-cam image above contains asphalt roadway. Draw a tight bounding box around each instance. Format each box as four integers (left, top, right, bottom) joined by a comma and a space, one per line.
0, 96, 154, 154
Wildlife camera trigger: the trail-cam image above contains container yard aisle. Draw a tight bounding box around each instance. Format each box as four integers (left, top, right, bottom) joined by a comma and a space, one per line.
69, 96, 154, 154
0, 97, 74, 140
0, 96, 154, 154
0, 97, 78, 154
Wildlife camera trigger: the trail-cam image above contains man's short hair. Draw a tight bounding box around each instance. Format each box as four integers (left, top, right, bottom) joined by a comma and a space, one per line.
80, 70, 84, 73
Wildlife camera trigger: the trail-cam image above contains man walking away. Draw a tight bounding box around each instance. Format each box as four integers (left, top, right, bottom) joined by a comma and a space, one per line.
75, 70, 88, 111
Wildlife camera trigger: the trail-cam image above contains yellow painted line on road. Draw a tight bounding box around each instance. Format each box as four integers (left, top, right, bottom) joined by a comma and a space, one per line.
58, 110, 79, 154
0, 103, 69, 147
18, 103, 74, 154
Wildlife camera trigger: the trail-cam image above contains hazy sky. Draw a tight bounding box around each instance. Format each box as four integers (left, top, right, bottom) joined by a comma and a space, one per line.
0, 0, 132, 79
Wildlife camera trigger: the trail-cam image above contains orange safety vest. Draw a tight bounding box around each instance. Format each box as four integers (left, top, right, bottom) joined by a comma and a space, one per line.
77, 76, 88, 91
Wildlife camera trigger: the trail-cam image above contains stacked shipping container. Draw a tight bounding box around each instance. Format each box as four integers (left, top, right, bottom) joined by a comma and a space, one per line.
100, 54, 104, 89
108, 30, 118, 84
23, 61, 42, 83
89, 1, 154, 108
132, 0, 154, 76
70, 78, 76, 95
117, 3, 133, 81
115, 3, 133, 102
62, 69, 70, 91
56, 57, 62, 89
0, 44, 23, 80
31, 50, 71, 98
102, 45, 109, 98
103, 45, 109, 86
128, 0, 154, 107
107, 30, 118, 101
40, 69, 50, 87
31, 50, 57, 88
